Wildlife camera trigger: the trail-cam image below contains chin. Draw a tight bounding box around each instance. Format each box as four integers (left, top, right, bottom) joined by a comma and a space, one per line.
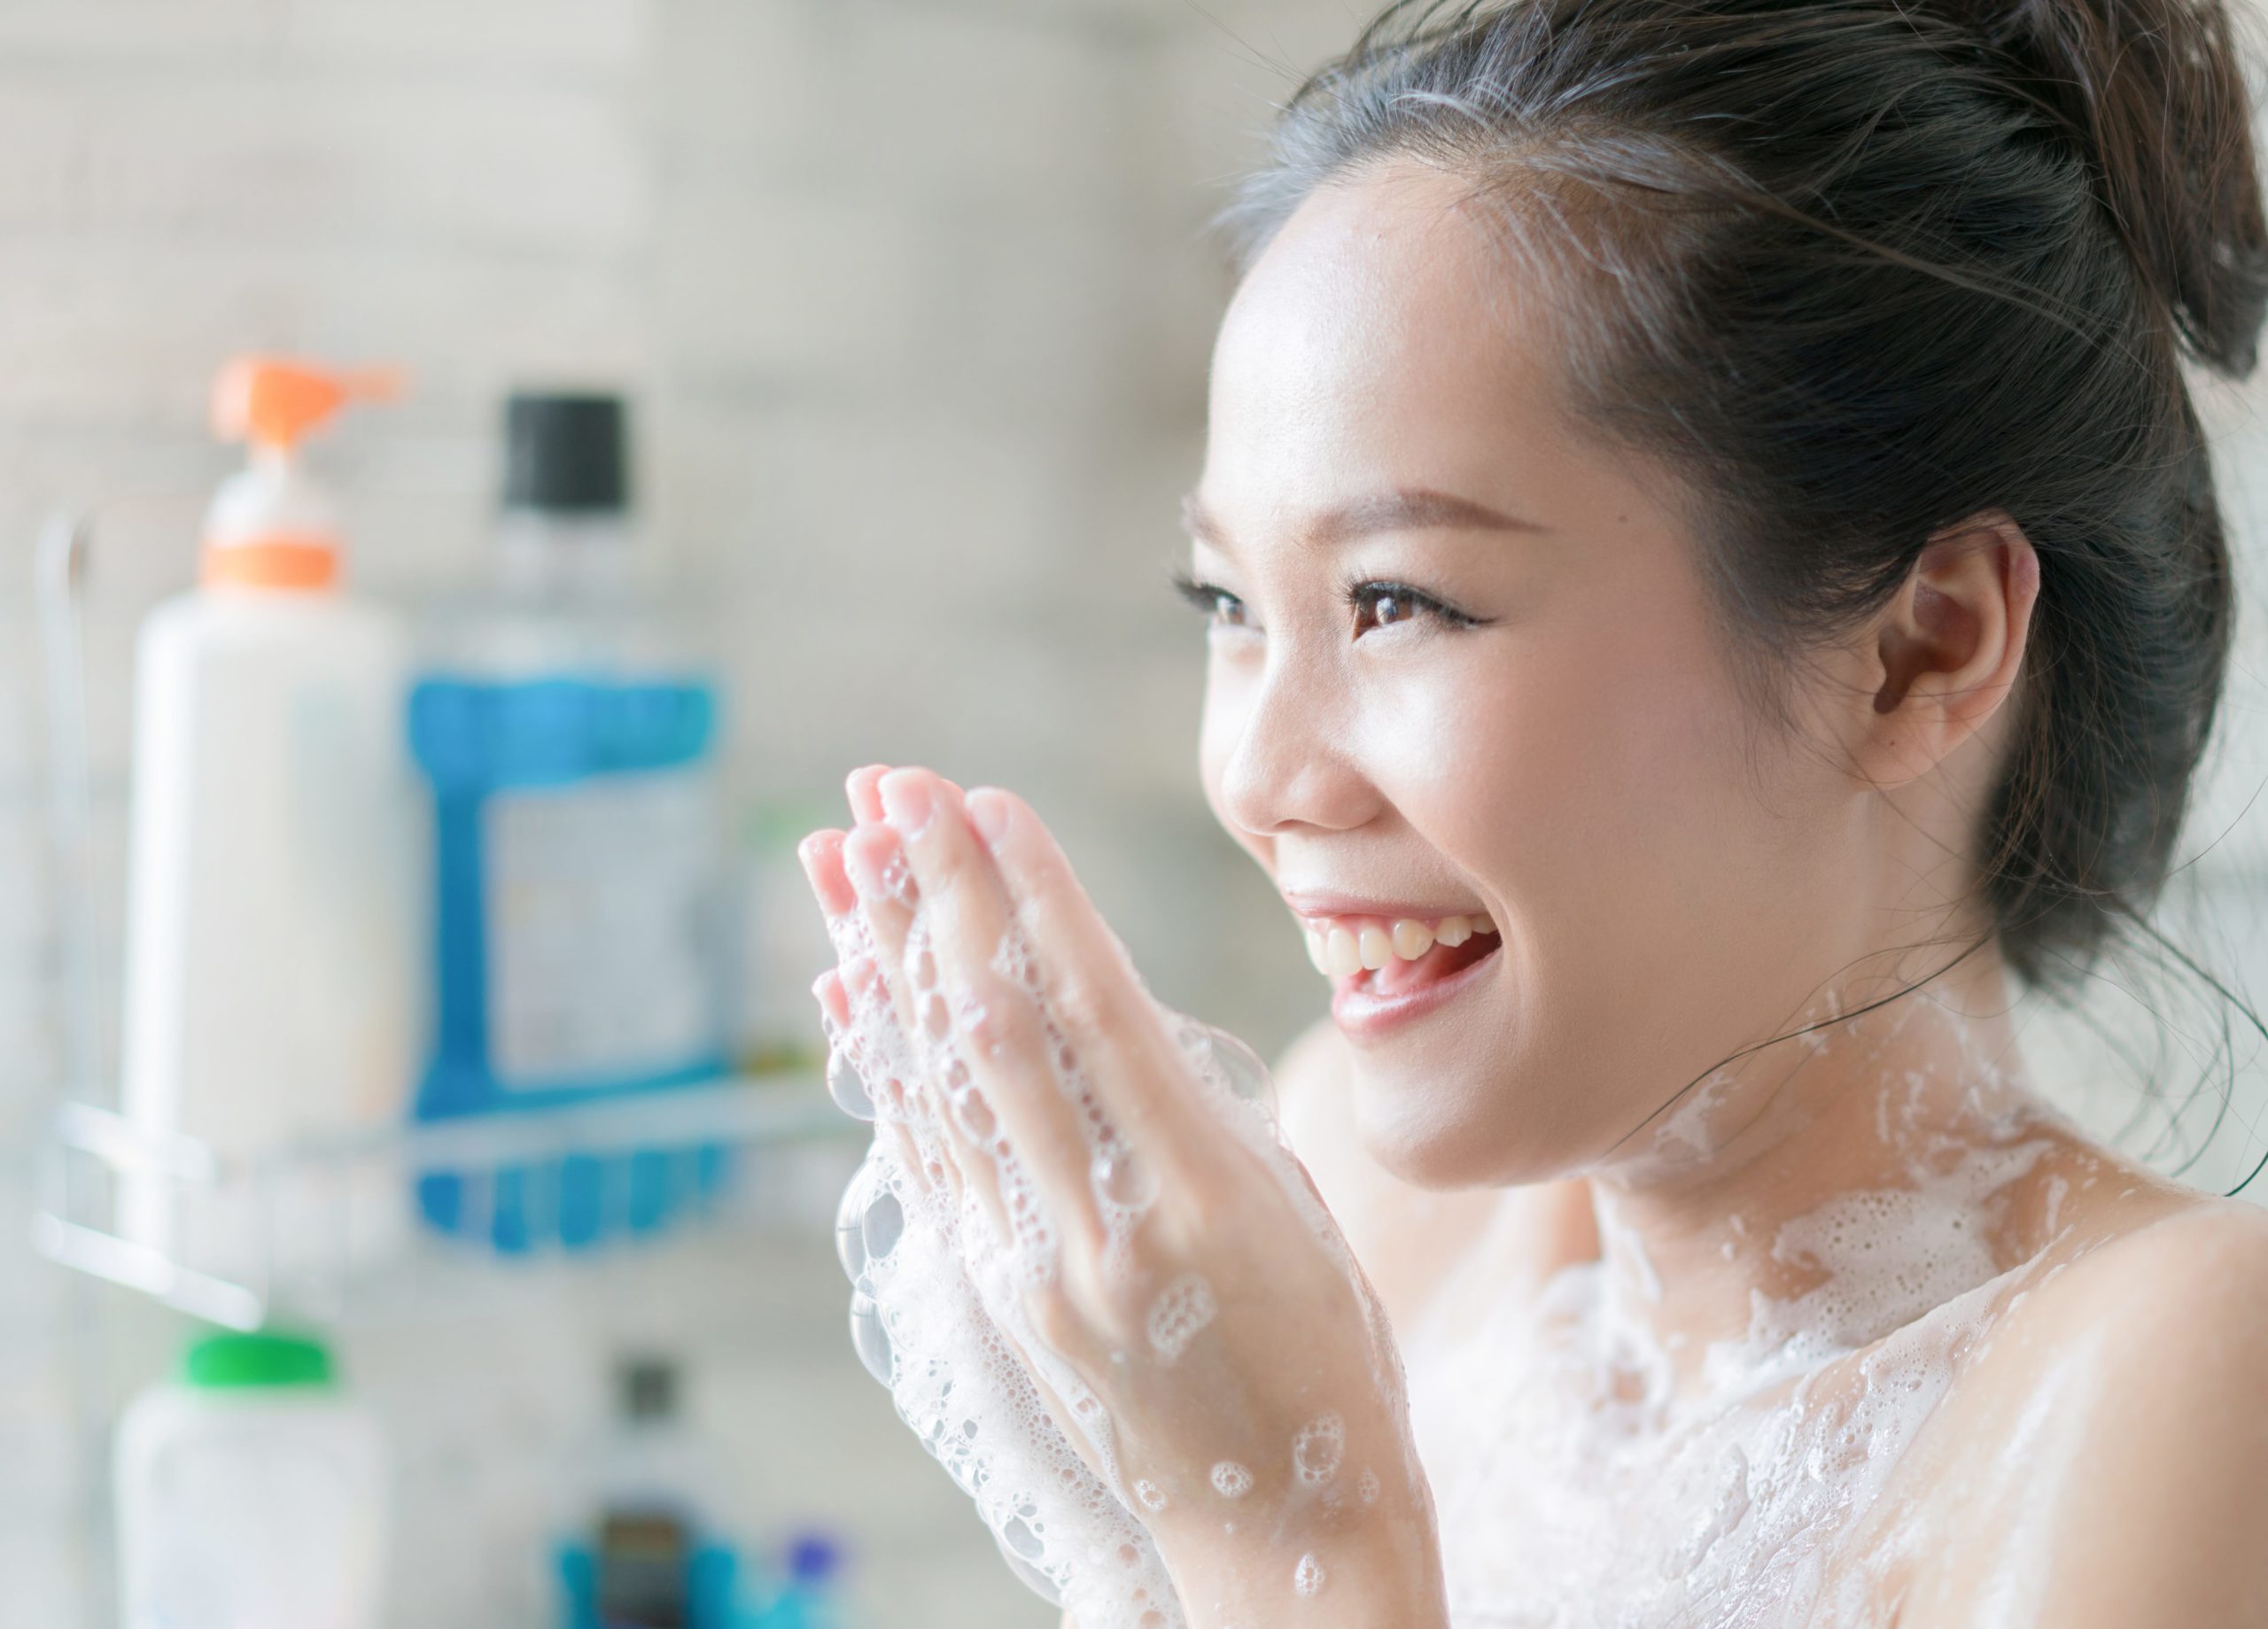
1347, 1053, 1577, 1191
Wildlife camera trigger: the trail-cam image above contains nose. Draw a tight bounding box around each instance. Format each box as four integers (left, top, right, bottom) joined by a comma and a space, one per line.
1211, 654, 1379, 839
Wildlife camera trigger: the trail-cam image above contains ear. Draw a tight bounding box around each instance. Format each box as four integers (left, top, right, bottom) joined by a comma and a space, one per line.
1853, 508, 2041, 790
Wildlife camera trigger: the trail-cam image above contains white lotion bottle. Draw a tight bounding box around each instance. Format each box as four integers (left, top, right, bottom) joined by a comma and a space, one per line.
118, 356, 420, 1279
116, 1330, 388, 1629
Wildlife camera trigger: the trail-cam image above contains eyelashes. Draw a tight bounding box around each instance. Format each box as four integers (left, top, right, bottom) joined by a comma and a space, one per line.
1169, 570, 1487, 636
1171, 569, 1250, 627
1343, 578, 1482, 634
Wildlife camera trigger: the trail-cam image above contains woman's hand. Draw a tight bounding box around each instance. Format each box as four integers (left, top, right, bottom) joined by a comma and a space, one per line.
800, 764, 1447, 1627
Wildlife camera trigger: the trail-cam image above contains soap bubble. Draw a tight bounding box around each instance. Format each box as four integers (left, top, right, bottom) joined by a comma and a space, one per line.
835, 1162, 872, 1282
1092, 1147, 1160, 1210
849, 1291, 893, 1385
827, 1045, 876, 1121
1146, 1273, 1218, 1362
862, 1185, 905, 1265
1001, 1512, 1046, 1560
1180, 1020, 1276, 1113
907, 924, 939, 991
991, 1528, 1065, 1608
952, 1088, 998, 1144
1293, 1413, 1344, 1485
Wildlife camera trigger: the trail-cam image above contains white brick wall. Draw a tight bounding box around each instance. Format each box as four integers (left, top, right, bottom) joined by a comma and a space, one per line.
0, 5, 1339, 1627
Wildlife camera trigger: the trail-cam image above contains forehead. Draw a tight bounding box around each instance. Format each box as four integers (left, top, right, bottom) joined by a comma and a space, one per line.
1202, 160, 1581, 525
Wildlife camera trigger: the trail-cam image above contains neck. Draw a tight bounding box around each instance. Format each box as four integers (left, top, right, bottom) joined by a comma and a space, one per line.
1584, 941, 2054, 1390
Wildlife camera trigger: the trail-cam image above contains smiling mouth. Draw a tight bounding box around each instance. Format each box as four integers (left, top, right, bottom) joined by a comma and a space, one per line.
1299, 912, 1502, 998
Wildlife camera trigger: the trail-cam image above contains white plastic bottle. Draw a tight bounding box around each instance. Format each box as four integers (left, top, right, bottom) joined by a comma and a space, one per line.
119, 356, 419, 1278
116, 1329, 388, 1629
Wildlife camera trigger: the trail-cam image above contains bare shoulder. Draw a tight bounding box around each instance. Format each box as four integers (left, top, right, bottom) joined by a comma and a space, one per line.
2057, 1194, 2268, 1321
1911, 1197, 2268, 1627
2013, 1192, 2268, 1368
2030, 1201, 2268, 1624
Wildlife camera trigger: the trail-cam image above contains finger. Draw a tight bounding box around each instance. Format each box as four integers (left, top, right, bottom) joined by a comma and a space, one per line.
798, 829, 859, 923
811, 908, 905, 1126
812, 967, 850, 1031
964, 787, 1219, 1175
848, 763, 966, 826
832, 873, 1013, 1245
876, 769, 1098, 1229
888, 1117, 941, 1198
820, 843, 979, 1215
843, 823, 922, 1029
844, 823, 998, 1214
846, 764, 890, 826
993, 1317, 1115, 1488
931, 1059, 1013, 1241
798, 829, 879, 982
820, 971, 933, 1199
837, 944, 915, 1124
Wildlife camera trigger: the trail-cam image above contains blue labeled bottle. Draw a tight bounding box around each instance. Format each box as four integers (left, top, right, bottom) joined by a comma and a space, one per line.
409, 392, 734, 1252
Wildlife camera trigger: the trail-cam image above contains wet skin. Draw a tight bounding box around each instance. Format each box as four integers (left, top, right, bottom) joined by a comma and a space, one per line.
804, 159, 2268, 1627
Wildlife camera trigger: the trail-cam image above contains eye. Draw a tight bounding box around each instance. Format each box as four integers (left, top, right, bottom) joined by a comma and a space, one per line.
1172, 571, 1252, 629
1347, 579, 1478, 636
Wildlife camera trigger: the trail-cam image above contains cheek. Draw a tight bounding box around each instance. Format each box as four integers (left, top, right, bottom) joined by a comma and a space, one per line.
1355, 616, 1756, 919
1337, 648, 1585, 877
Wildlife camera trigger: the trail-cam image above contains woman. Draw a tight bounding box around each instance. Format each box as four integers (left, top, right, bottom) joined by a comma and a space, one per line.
801, 0, 2268, 1623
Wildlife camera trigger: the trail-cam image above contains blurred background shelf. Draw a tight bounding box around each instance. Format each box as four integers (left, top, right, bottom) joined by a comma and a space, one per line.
0, 9, 1360, 1625
35, 1072, 863, 1330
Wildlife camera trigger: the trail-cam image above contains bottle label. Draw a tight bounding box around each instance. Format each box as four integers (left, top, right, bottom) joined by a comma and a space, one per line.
482, 766, 721, 1088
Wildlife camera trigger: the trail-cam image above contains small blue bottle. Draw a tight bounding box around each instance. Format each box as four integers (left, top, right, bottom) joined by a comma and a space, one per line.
408, 393, 734, 1253
762, 1533, 845, 1629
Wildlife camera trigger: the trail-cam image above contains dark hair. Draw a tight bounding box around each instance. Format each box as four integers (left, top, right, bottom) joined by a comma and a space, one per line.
1222, 0, 2268, 1004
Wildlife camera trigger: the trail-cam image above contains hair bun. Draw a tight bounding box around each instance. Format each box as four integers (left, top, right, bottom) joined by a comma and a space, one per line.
1932, 0, 2268, 375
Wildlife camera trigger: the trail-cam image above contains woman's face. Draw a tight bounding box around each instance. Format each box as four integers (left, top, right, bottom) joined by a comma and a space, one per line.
1190, 163, 1879, 1189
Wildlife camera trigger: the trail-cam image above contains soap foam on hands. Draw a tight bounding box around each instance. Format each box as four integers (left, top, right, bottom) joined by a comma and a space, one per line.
826, 888, 1397, 1629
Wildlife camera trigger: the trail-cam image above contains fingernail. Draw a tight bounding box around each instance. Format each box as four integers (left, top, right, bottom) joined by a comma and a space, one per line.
967, 788, 1010, 848
879, 771, 933, 838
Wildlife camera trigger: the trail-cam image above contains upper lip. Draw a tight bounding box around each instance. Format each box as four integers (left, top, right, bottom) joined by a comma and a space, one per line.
1278, 888, 1487, 921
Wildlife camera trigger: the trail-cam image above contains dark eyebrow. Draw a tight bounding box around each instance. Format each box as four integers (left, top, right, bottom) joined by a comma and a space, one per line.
1179, 487, 1546, 555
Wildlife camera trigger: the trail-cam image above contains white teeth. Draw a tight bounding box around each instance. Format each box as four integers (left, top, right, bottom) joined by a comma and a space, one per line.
1391, 919, 1434, 960
1303, 912, 1495, 981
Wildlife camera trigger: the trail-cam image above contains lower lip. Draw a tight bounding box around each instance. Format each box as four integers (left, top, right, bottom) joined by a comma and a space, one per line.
1330, 941, 1503, 1040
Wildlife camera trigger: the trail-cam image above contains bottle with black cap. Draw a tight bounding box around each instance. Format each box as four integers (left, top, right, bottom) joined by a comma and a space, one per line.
572, 1355, 725, 1629
406, 391, 735, 1255
495, 393, 637, 610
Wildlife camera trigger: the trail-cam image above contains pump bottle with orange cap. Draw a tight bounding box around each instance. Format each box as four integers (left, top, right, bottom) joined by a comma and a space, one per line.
119, 356, 423, 1277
